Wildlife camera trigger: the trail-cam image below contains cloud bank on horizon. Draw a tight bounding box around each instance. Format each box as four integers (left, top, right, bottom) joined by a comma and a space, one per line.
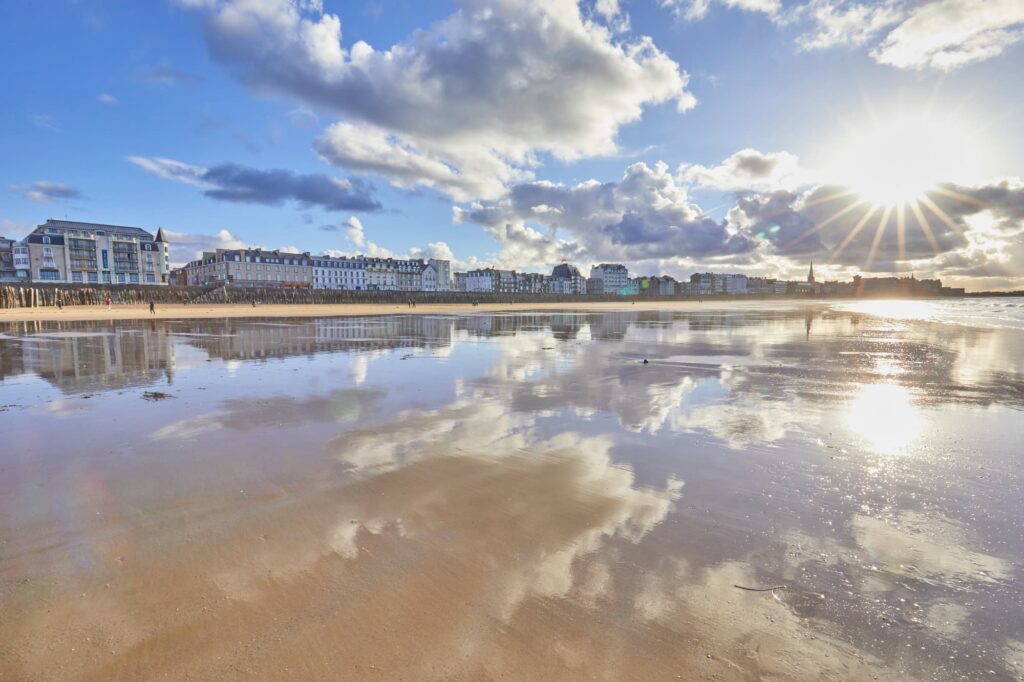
2, 0, 1023, 290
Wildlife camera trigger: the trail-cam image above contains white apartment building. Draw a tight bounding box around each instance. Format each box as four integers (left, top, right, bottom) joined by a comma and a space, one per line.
312, 256, 367, 290
589, 263, 630, 294
723, 274, 748, 294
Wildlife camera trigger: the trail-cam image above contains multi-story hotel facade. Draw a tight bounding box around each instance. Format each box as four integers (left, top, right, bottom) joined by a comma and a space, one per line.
6, 219, 171, 284
178, 250, 452, 291
588, 263, 630, 294
180, 249, 314, 287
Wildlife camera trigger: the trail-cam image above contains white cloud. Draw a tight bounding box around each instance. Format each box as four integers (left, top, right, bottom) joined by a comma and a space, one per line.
286, 105, 318, 126
97, 93, 120, 106
179, 0, 694, 200
797, 0, 906, 51
163, 228, 247, 265
678, 148, 809, 192
872, 0, 1024, 71
9, 181, 82, 203
127, 156, 209, 186
458, 161, 755, 271
458, 143, 1024, 287
343, 216, 365, 246
313, 122, 520, 202
661, 0, 781, 22
666, 0, 1024, 72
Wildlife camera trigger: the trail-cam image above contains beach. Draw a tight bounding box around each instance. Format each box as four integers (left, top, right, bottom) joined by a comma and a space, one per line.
1, 301, 1022, 680
0, 299, 724, 323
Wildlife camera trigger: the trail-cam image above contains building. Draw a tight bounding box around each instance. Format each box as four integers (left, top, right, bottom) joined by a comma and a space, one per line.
428, 258, 452, 291
516, 272, 550, 294
746, 277, 776, 295
635, 275, 678, 296
551, 263, 587, 295
686, 272, 751, 295
312, 255, 367, 290
420, 261, 440, 291
723, 274, 748, 295
0, 236, 17, 281
9, 219, 171, 284
180, 248, 313, 287
589, 263, 630, 294
851, 275, 949, 297
460, 268, 497, 293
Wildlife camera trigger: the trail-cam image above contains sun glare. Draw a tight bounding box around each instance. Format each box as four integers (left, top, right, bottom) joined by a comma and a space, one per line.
828, 114, 984, 208
846, 383, 923, 456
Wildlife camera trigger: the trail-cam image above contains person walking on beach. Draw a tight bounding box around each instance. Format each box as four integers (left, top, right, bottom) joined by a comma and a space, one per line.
105, 295, 112, 311
149, 301, 156, 315
57, 300, 63, 311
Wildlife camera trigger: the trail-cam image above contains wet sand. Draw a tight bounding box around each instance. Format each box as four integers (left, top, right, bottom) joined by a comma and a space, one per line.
1, 303, 1021, 680
3, 299, 745, 323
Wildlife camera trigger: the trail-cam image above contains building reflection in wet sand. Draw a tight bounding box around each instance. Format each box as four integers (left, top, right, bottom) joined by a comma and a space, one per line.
0, 305, 1021, 680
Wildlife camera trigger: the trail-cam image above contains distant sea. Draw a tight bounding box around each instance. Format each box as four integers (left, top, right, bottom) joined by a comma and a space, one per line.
834, 295, 1024, 330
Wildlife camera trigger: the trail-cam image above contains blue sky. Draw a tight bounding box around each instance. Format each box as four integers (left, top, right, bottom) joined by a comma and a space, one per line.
2, 0, 1023, 290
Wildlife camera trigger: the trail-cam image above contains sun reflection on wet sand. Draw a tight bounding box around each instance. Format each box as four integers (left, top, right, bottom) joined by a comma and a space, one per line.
839, 299, 937, 321
846, 383, 923, 455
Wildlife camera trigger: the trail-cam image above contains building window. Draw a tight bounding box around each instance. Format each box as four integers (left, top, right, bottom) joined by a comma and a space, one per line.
39, 269, 60, 281
129, 273, 140, 283
87, 272, 99, 283
146, 274, 156, 283
42, 236, 51, 244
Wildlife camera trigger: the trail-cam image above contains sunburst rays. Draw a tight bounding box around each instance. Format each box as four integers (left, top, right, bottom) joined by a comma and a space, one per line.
788, 187, 975, 272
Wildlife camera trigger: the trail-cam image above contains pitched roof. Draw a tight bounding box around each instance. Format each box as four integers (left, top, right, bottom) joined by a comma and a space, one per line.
40, 219, 154, 240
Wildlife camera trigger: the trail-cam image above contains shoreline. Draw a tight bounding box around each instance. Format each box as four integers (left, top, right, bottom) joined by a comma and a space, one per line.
0, 299, 826, 323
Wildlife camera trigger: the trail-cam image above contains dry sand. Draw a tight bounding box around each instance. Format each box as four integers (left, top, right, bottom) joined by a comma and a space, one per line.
0, 299, 774, 324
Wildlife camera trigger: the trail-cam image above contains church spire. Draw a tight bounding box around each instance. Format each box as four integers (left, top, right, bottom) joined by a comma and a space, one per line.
807, 259, 815, 283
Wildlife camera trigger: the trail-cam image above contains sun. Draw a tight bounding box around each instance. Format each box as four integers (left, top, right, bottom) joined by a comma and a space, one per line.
826, 113, 985, 208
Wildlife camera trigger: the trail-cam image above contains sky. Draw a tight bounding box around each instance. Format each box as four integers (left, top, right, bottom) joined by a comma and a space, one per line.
1, 0, 1023, 291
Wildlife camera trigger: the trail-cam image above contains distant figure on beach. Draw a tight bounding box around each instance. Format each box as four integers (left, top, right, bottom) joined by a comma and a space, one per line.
252, 299, 257, 308
57, 300, 63, 311
105, 295, 112, 311
149, 301, 156, 315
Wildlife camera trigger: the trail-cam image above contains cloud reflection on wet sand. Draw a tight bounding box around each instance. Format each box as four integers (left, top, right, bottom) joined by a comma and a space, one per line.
1, 307, 1021, 680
